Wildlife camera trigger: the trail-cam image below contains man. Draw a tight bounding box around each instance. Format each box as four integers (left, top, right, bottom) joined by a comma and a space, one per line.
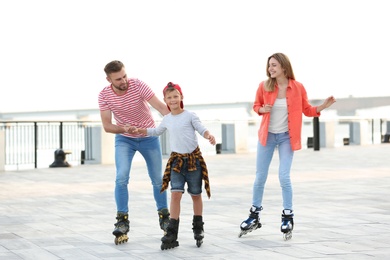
98, 60, 170, 245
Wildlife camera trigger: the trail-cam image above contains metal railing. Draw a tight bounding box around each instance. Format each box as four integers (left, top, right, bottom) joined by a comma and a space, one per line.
1, 117, 389, 171
0, 120, 101, 170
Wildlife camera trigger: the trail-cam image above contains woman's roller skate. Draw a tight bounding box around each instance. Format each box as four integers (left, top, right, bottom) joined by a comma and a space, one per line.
281, 209, 294, 241
112, 212, 130, 245
158, 208, 170, 234
161, 218, 179, 250
239, 206, 262, 237
192, 215, 204, 247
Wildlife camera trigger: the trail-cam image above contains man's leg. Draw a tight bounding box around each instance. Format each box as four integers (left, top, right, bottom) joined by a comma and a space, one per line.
138, 136, 169, 231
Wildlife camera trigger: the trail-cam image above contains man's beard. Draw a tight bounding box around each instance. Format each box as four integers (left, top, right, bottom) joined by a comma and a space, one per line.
112, 82, 128, 91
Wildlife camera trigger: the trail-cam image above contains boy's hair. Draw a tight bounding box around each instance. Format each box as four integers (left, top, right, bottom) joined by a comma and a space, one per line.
164, 87, 177, 95
163, 82, 180, 96
163, 82, 183, 96
104, 60, 124, 76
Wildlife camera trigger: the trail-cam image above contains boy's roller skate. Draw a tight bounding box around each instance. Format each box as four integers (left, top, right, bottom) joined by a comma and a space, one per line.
238, 205, 262, 238
112, 212, 130, 245
161, 218, 179, 250
192, 215, 204, 247
158, 208, 170, 234
281, 209, 294, 241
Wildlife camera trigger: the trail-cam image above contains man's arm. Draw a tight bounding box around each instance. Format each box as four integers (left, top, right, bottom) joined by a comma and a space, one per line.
100, 110, 128, 134
148, 95, 170, 116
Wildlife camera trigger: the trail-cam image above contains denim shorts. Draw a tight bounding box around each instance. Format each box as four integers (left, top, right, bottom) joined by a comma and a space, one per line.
170, 157, 203, 195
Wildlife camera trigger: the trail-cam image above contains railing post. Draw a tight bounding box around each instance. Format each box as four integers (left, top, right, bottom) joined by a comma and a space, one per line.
0, 128, 5, 172
59, 122, 63, 149
371, 119, 374, 144
34, 122, 38, 169
313, 117, 320, 151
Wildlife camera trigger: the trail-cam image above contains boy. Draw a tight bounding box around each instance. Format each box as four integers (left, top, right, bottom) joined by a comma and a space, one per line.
135, 82, 215, 250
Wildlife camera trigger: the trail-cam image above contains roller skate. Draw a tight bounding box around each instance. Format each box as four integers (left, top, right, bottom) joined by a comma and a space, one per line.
161, 218, 179, 250
192, 215, 204, 247
112, 212, 129, 245
281, 209, 294, 241
158, 208, 170, 234
238, 206, 262, 238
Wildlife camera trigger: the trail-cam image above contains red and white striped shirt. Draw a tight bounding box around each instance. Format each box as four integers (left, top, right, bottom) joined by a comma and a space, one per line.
98, 78, 156, 137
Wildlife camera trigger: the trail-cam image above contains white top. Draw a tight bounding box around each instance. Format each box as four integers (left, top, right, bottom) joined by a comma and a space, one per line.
268, 98, 288, 133
147, 110, 208, 154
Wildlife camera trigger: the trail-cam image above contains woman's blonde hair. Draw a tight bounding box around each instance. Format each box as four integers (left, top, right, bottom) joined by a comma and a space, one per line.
264, 53, 295, 91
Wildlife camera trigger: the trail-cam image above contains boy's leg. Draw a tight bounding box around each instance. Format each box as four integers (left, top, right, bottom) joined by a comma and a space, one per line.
191, 195, 203, 216
186, 159, 204, 247
169, 165, 186, 220
170, 192, 183, 219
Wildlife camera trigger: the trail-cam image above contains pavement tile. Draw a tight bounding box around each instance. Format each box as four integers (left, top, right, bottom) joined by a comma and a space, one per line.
0, 144, 390, 259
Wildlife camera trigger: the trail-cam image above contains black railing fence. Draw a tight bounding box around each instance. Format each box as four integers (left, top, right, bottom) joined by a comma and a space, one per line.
0, 121, 101, 170
1, 118, 389, 171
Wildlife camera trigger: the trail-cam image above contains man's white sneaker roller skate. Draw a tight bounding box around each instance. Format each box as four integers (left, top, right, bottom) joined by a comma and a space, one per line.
238, 206, 262, 238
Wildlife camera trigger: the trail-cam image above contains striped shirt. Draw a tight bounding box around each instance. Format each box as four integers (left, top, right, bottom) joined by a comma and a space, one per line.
98, 78, 156, 137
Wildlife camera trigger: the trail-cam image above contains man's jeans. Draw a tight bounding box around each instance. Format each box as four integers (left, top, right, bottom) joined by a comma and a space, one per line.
114, 135, 168, 213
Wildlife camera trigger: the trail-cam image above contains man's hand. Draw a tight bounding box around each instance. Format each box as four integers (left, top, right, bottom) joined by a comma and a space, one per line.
124, 124, 136, 134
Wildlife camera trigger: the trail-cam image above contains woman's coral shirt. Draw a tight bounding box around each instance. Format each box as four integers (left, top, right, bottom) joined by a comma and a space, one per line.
253, 79, 320, 151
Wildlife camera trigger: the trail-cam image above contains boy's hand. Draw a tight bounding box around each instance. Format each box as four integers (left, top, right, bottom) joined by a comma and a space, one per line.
207, 134, 216, 145
124, 124, 136, 133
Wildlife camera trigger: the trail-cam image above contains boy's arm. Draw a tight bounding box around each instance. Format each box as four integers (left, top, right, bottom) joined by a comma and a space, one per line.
203, 130, 216, 145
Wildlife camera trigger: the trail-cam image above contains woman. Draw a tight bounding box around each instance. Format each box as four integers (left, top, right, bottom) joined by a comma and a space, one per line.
239, 53, 336, 240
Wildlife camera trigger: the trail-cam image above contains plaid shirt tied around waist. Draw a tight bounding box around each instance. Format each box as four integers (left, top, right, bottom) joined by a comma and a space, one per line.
160, 146, 211, 198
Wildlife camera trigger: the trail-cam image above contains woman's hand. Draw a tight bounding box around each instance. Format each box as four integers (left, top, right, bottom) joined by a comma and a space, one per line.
317, 96, 336, 112
260, 104, 272, 113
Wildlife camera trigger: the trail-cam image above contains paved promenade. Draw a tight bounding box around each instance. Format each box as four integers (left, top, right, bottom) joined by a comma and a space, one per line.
1, 144, 390, 259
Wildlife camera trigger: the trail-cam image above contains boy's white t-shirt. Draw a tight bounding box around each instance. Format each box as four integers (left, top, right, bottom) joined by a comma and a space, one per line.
147, 110, 208, 154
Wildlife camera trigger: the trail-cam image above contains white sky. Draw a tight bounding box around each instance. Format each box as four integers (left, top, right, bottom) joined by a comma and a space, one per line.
1, 0, 389, 113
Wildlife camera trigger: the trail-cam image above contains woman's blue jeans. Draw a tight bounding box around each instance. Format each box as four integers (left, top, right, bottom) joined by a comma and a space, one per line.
114, 135, 168, 213
252, 132, 294, 210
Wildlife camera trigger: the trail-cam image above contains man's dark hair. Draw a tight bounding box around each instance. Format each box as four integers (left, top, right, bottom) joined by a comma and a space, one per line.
104, 60, 124, 75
